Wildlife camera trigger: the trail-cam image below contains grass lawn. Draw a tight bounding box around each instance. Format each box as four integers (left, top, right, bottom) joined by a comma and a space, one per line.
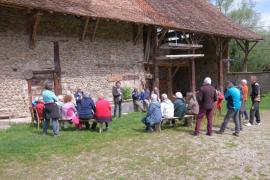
0, 92, 269, 178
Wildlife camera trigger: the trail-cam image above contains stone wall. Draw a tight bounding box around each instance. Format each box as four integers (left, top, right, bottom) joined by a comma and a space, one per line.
227, 72, 270, 93
0, 7, 145, 117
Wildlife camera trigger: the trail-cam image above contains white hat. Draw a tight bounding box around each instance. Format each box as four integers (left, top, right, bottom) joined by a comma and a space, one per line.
204, 77, 212, 85
151, 94, 158, 101
175, 92, 183, 98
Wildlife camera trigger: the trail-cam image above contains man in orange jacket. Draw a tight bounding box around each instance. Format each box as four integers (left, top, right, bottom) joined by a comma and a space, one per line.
241, 79, 249, 120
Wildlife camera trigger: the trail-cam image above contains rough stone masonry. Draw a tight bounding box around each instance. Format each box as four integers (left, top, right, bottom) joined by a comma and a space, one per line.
0, 7, 145, 118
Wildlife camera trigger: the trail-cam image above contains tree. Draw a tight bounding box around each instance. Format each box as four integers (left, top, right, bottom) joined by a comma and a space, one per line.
213, 0, 234, 15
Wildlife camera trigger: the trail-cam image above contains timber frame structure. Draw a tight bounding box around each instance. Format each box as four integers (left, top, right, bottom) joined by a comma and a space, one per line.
0, 0, 263, 96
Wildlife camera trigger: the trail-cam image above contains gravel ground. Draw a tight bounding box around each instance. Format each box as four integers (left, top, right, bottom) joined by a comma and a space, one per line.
1, 112, 270, 180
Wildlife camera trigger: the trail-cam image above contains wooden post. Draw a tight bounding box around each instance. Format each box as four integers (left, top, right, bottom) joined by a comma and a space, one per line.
151, 26, 159, 89
191, 59, 196, 94
167, 66, 173, 98
27, 79, 33, 107
235, 40, 258, 72
53, 42, 62, 95
243, 40, 249, 72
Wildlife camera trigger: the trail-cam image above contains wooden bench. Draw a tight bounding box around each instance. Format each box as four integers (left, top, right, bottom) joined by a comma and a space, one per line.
161, 115, 195, 129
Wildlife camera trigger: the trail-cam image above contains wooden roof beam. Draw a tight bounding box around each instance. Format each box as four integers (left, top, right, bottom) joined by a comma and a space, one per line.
29, 11, 42, 49
133, 24, 144, 45
157, 28, 168, 48
80, 17, 90, 41
92, 18, 100, 42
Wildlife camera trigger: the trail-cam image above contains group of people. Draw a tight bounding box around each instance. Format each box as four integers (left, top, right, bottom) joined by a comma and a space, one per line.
141, 90, 199, 132
32, 83, 112, 136
141, 75, 261, 137
32, 75, 261, 137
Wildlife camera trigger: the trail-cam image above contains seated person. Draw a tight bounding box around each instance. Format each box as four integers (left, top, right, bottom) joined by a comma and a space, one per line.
35, 96, 44, 122
77, 92, 96, 130
142, 94, 162, 132
94, 94, 112, 131
186, 92, 199, 115
132, 88, 146, 112
161, 94, 174, 118
61, 95, 82, 129
174, 92, 186, 121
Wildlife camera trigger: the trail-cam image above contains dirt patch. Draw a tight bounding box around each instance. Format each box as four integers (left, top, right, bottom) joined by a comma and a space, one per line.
1, 112, 270, 179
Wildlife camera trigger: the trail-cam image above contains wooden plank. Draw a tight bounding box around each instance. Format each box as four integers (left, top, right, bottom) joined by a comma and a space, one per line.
30, 11, 41, 49
160, 43, 203, 50
145, 27, 152, 62
156, 54, 204, 60
53, 42, 62, 95
92, 18, 100, 42
248, 41, 258, 53
235, 39, 245, 51
80, 17, 90, 41
151, 26, 159, 89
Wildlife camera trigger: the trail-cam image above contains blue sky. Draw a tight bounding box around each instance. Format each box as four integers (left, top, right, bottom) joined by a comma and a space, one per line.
211, 0, 270, 26
253, 0, 270, 26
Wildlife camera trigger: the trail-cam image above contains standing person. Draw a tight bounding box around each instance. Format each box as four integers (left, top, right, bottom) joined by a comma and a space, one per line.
218, 81, 241, 136
142, 94, 162, 132
246, 76, 261, 126
241, 79, 249, 120
77, 92, 96, 130
132, 88, 145, 112
94, 94, 112, 131
112, 81, 123, 118
42, 82, 60, 136
194, 77, 217, 136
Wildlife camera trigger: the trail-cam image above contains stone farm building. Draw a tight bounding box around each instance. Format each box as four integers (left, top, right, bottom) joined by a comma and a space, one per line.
0, 0, 261, 118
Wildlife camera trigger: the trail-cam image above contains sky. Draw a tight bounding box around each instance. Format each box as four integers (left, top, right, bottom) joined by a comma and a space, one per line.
253, 0, 270, 26
211, 0, 270, 27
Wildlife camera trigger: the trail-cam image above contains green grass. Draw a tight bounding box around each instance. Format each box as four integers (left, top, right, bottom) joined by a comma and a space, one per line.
220, 92, 270, 115
0, 113, 147, 165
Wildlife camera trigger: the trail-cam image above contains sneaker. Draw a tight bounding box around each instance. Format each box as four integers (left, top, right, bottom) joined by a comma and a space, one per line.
192, 132, 199, 136
233, 132, 239, 137
206, 133, 212, 136
245, 123, 252, 127
216, 130, 224, 135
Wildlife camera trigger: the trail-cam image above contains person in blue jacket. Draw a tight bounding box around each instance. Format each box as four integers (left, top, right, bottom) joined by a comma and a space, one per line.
141, 94, 162, 132
218, 81, 242, 136
77, 92, 96, 130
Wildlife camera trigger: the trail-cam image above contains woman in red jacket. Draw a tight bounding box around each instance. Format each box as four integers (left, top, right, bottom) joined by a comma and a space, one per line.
94, 95, 112, 131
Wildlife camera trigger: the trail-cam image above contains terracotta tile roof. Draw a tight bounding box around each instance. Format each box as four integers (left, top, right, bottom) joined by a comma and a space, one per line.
0, 0, 262, 40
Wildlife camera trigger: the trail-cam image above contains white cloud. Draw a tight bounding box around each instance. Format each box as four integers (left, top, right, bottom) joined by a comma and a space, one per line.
260, 12, 270, 26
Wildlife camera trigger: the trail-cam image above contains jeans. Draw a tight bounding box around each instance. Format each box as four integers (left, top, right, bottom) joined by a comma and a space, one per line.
220, 109, 240, 134
195, 108, 214, 135
114, 101, 122, 117
250, 102, 261, 124
43, 118, 59, 135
